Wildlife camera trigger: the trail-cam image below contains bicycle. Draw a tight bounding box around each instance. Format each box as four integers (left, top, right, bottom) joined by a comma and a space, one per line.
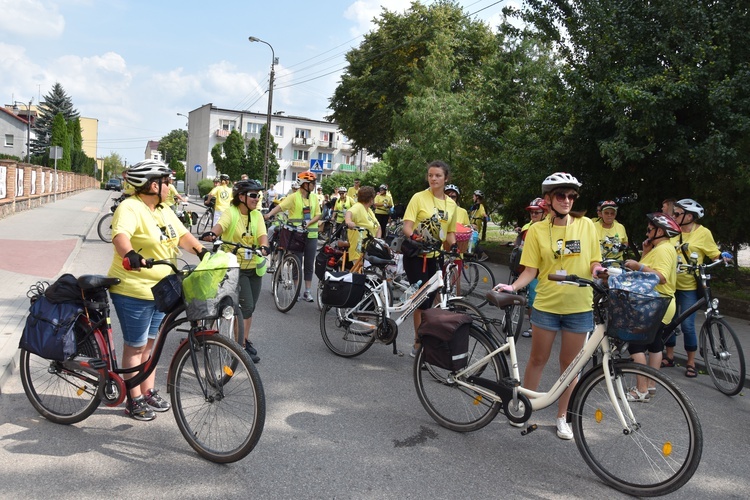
446, 252, 495, 309
19, 259, 266, 463
320, 245, 488, 358
413, 277, 703, 497
658, 255, 745, 395
97, 193, 127, 243
271, 216, 308, 313
173, 201, 195, 230
194, 199, 215, 235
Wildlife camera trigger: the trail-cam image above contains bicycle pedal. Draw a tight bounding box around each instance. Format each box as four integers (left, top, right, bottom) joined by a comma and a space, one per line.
520, 424, 538, 436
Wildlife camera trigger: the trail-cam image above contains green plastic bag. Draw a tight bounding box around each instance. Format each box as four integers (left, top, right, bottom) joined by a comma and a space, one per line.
182, 251, 240, 320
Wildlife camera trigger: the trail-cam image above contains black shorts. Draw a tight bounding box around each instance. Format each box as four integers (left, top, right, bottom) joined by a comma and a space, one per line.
402, 254, 438, 310
627, 327, 665, 355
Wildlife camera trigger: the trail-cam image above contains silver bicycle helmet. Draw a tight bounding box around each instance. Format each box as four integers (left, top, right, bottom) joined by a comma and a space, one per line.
675, 199, 704, 219
125, 160, 172, 188
541, 172, 582, 194
445, 184, 460, 195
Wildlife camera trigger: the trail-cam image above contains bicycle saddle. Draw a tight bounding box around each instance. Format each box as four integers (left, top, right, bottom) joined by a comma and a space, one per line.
78, 275, 121, 290
366, 255, 395, 267
486, 290, 527, 308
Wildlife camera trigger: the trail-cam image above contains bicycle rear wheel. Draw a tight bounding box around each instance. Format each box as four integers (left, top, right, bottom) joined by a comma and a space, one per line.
273, 253, 301, 312
170, 333, 265, 463
700, 317, 745, 396
19, 321, 102, 424
320, 298, 378, 357
195, 210, 212, 234
414, 324, 504, 432
97, 213, 113, 243
570, 363, 702, 497
459, 261, 494, 308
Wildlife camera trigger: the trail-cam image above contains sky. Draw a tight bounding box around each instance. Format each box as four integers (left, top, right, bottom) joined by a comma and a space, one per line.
1, 0, 509, 166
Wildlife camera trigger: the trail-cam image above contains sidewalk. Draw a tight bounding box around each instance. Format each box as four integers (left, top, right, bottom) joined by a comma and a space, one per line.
0, 189, 114, 392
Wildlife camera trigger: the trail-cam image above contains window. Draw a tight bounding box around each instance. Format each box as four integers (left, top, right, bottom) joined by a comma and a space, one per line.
293, 150, 309, 161
5, 134, 14, 147
295, 128, 310, 139
220, 120, 236, 131
318, 152, 333, 169
276, 148, 283, 160
275, 125, 284, 137
320, 131, 335, 142
247, 123, 263, 134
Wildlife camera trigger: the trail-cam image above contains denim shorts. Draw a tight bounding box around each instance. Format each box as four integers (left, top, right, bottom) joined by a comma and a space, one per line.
531, 308, 593, 334
110, 292, 165, 348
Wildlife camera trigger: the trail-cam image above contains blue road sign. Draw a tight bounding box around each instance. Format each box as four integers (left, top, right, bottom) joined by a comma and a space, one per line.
194, 164, 202, 173
309, 159, 323, 173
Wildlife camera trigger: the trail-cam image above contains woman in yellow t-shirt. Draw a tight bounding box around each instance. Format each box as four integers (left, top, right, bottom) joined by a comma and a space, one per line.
494, 172, 603, 440
373, 184, 392, 233
345, 186, 381, 262
201, 179, 268, 363
664, 198, 724, 377
109, 160, 206, 421
619, 212, 680, 400
402, 160, 457, 357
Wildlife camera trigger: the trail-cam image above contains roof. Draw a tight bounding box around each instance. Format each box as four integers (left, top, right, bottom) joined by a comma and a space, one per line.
0, 106, 29, 125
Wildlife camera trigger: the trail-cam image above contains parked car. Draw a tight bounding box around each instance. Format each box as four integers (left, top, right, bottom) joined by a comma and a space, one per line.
105, 178, 122, 191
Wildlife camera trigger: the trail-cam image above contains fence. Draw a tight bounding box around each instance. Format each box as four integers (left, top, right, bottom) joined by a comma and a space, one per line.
0, 159, 98, 220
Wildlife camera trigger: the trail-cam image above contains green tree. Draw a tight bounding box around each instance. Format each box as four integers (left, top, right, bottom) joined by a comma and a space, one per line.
244, 137, 264, 181
50, 113, 71, 171
102, 152, 124, 179
328, 0, 496, 158
210, 130, 245, 180
158, 129, 187, 165
31, 83, 79, 157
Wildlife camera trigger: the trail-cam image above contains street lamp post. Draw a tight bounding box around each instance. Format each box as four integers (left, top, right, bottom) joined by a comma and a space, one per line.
177, 112, 190, 195
13, 99, 33, 163
248, 36, 276, 189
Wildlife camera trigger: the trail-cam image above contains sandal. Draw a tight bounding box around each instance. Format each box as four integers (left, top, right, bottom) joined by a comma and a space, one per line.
685, 365, 698, 378
661, 357, 675, 368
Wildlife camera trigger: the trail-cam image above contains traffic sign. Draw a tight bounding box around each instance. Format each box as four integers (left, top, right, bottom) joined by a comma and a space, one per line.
194, 164, 202, 173
309, 159, 323, 173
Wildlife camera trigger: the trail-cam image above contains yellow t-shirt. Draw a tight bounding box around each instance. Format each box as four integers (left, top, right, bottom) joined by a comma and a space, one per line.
469, 203, 486, 228
123, 183, 135, 196
520, 215, 602, 314
640, 241, 677, 324
671, 225, 721, 291
347, 186, 358, 201
162, 184, 180, 207
278, 191, 320, 238
374, 193, 391, 215
108, 196, 188, 300
217, 206, 267, 270
456, 206, 470, 226
404, 189, 458, 256
334, 196, 351, 223
595, 220, 629, 259
209, 185, 232, 213
347, 202, 380, 261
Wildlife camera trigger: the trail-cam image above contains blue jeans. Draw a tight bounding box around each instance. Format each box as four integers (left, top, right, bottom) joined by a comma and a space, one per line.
530, 308, 593, 334
666, 289, 698, 352
110, 293, 165, 348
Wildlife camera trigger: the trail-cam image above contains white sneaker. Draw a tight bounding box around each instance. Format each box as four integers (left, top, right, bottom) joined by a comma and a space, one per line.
556, 417, 573, 440
299, 291, 314, 302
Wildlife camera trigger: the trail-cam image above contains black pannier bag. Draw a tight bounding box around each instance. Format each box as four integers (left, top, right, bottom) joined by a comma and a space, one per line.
20, 294, 82, 361
418, 308, 473, 371
321, 271, 366, 308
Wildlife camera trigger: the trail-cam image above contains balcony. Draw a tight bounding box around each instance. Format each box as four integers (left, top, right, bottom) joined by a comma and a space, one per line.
338, 163, 357, 172
215, 129, 230, 138
292, 137, 315, 148
339, 141, 354, 151
317, 140, 337, 150
291, 160, 308, 168
244, 132, 261, 141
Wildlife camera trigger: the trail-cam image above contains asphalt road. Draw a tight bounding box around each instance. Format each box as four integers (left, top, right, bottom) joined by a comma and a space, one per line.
1, 194, 749, 499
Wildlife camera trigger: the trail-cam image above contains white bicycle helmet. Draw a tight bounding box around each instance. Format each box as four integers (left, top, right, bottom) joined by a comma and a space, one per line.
541, 172, 582, 194
337, 186, 347, 193
125, 160, 172, 188
445, 184, 460, 195
675, 198, 704, 219
291, 181, 300, 189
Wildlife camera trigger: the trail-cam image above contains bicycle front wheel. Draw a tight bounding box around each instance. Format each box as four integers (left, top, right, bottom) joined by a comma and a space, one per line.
570, 363, 702, 497
19, 323, 102, 424
273, 253, 302, 312
459, 261, 495, 308
320, 301, 378, 357
97, 213, 113, 243
700, 317, 745, 396
195, 210, 212, 234
414, 324, 504, 432
170, 334, 265, 463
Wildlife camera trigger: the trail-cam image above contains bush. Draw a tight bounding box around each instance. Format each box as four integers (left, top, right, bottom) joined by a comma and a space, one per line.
197, 178, 215, 197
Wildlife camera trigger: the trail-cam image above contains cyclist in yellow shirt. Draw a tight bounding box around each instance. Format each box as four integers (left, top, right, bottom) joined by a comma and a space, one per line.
595, 200, 629, 259
345, 186, 382, 262
207, 174, 232, 225
373, 184, 392, 232
346, 178, 361, 202
333, 186, 351, 225
108, 160, 207, 421
494, 172, 603, 440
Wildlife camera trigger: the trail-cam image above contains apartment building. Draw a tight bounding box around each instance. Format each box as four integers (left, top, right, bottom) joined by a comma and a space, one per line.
184, 103, 372, 195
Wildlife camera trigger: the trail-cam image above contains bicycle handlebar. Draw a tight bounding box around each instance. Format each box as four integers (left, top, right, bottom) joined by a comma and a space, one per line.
210, 239, 266, 257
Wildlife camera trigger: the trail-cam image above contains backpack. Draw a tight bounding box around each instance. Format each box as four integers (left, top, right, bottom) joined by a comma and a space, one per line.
20, 293, 82, 361
418, 309, 473, 372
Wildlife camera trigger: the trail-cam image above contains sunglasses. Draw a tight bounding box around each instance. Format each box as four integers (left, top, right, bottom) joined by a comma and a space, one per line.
243, 192, 260, 199
553, 192, 579, 202
672, 211, 684, 217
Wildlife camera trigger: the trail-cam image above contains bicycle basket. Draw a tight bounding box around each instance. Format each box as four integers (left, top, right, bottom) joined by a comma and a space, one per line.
278, 226, 307, 253
606, 289, 671, 344
182, 251, 240, 321
321, 271, 366, 308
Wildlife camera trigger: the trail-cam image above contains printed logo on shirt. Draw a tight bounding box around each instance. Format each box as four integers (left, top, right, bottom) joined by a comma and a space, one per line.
555, 239, 581, 257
